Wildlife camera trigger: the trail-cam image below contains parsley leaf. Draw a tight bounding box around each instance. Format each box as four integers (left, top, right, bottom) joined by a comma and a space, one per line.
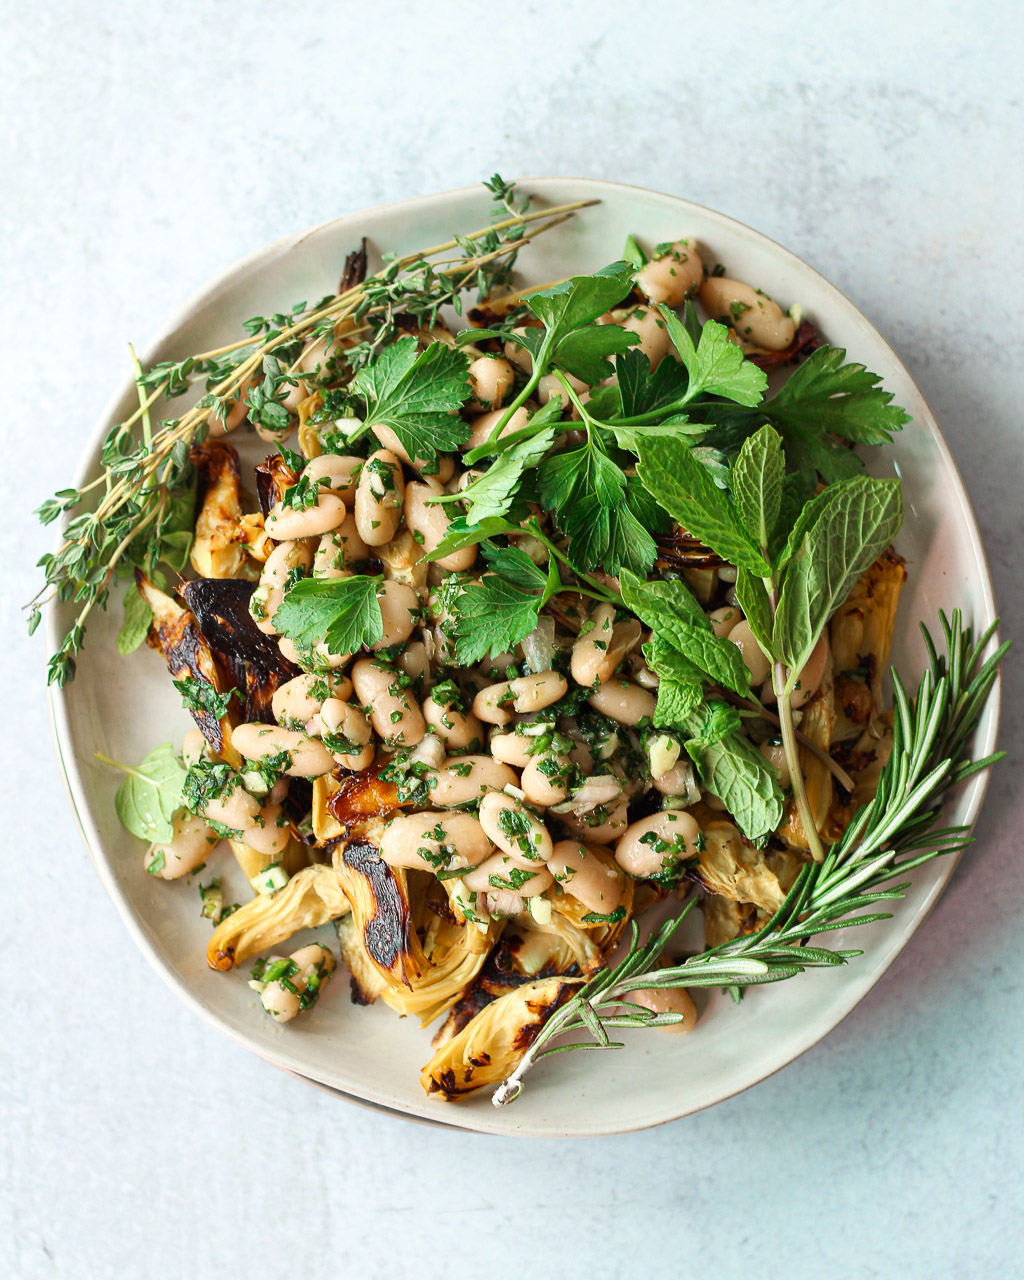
352, 336, 472, 466
479, 542, 549, 590
447, 423, 558, 522
273, 575, 384, 655
453, 574, 543, 664
615, 346, 690, 417
172, 675, 237, 721
658, 305, 767, 407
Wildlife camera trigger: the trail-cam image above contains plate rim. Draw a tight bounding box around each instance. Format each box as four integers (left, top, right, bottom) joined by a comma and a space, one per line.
46, 176, 1003, 1137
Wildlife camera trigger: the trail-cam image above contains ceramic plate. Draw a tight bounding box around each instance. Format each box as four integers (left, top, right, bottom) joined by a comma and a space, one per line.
47, 179, 1001, 1136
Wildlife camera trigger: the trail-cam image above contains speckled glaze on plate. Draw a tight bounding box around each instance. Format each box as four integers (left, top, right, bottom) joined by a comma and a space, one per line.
47, 179, 1001, 1137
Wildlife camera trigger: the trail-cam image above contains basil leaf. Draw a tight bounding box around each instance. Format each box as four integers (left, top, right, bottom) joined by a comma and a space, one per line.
773, 476, 904, 684
635, 437, 768, 574
731, 424, 785, 550
657, 306, 767, 407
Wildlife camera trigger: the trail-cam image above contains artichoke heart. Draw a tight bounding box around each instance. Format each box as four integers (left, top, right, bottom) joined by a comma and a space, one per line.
206, 864, 351, 971
778, 652, 836, 854
694, 820, 785, 915
189, 441, 253, 580
420, 977, 583, 1100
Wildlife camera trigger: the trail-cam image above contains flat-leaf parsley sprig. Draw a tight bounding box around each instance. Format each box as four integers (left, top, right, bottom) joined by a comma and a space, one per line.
32, 179, 596, 686
493, 610, 1007, 1106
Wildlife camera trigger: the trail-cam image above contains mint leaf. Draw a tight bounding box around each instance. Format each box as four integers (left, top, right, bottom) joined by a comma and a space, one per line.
99, 743, 187, 843
731, 424, 784, 550
684, 700, 743, 749
635, 437, 768, 574
453, 575, 542, 663
644, 640, 704, 729
273, 575, 385, 655
657, 306, 767, 407
773, 475, 904, 684
116, 585, 153, 656
733, 569, 773, 655
352, 336, 471, 466
620, 569, 710, 631
682, 726, 784, 841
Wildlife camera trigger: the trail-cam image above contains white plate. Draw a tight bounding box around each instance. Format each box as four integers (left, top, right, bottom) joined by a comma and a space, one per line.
47, 179, 1002, 1137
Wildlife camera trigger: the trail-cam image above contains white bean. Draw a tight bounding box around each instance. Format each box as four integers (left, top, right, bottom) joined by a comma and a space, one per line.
727, 619, 772, 686
426, 755, 519, 807
623, 984, 697, 1033
503, 328, 534, 374
635, 240, 703, 307
318, 698, 375, 769
708, 605, 743, 638
146, 811, 218, 880
489, 731, 534, 769
398, 640, 430, 688
350, 658, 425, 747
571, 605, 641, 688
468, 356, 515, 410
465, 406, 528, 451
373, 580, 420, 650
272, 672, 351, 726
379, 811, 492, 873
231, 723, 336, 778
404, 478, 477, 571
464, 855, 553, 898
473, 671, 568, 726
622, 305, 673, 370
698, 277, 796, 351
521, 752, 571, 807
548, 840, 622, 915
204, 783, 262, 833
369, 423, 454, 481
265, 491, 346, 542
478, 791, 552, 868
422, 694, 484, 750
559, 797, 629, 845
614, 810, 701, 879
790, 632, 829, 709
588, 680, 656, 726
304, 454, 362, 499
252, 540, 313, 636
240, 803, 291, 858
537, 371, 586, 407
354, 449, 404, 546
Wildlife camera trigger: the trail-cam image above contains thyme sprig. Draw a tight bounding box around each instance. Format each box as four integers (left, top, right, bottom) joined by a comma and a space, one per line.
493, 610, 1006, 1106
33, 183, 595, 686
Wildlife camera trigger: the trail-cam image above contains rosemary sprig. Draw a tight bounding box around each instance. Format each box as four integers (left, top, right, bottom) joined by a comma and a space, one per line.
31, 181, 595, 686
492, 610, 1007, 1106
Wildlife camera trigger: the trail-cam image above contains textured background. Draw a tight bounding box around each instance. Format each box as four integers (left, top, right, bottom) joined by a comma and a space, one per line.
3, 2, 1022, 1277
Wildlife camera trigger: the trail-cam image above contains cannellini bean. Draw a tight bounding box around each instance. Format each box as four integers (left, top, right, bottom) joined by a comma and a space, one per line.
425, 755, 518, 807
622, 305, 673, 370
623, 983, 697, 1033
635, 240, 703, 307
312, 531, 349, 581
146, 811, 218, 879
350, 658, 425, 747
587, 680, 656, 726
478, 791, 553, 868
489, 731, 534, 769
373, 580, 420, 650
537, 371, 586, 408
465, 406, 529, 451
504, 328, 534, 374
334, 513, 372, 567
354, 449, 404, 546
265, 491, 346, 541
614, 810, 701, 879
521, 752, 571, 807
571, 604, 642, 688
380, 811, 492, 873
422, 694, 484, 750
708, 605, 743, 638
468, 355, 515, 410
252, 539, 314, 636
404, 478, 477, 571
207, 374, 256, 435
727, 619, 772, 686
759, 739, 791, 788
182, 728, 209, 770
231, 723, 336, 778
473, 671, 568, 726
369, 422, 454, 481
425, 590, 459, 664
790, 632, 829, 709
698, 277, 796, 351
259, 943, 335, 1023
398, 640, 430, 688
548, 840, 622, 915
240, 803, 291, 858
272, 672, 352, 726
304, 454, 362, 499
318, 698, 375, 769
559, 797, 629, 845
204, 783, 262, 833
653, 761, 698, 798
464, 854, 553, 898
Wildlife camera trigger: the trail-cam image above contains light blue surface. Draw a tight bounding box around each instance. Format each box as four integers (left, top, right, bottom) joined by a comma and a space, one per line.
2, 2, 1021, 1276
